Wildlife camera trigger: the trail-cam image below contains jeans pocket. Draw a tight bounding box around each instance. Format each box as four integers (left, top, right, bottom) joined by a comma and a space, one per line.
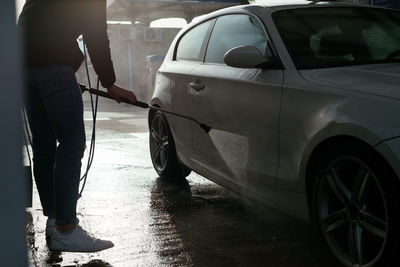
38, 66, 79, 98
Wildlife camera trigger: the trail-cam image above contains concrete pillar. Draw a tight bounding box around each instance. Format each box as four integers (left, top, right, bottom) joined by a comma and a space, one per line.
0, 0, 27, 266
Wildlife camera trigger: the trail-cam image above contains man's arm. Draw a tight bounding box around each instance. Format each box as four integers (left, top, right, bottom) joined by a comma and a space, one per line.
82, 0, 136, 103
82, 0, 115, 89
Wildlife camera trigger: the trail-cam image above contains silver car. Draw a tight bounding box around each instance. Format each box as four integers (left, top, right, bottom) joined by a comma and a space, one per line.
148, 2, 400, 266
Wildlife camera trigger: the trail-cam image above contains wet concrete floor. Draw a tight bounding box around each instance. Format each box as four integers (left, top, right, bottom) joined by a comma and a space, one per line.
27, 95, 341, 267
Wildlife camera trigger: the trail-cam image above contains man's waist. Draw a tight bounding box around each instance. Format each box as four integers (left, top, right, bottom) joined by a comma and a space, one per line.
26, 52, 83, 73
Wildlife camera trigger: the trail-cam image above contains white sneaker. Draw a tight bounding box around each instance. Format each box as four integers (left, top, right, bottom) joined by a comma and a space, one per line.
50, 225, 114, 252
46, 219, 56, 238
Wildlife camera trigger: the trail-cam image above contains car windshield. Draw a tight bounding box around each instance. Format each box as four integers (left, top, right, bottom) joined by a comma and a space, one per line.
273, 7, 400, 69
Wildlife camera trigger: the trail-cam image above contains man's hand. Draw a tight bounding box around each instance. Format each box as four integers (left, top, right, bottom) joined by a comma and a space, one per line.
107, 84, 137, 104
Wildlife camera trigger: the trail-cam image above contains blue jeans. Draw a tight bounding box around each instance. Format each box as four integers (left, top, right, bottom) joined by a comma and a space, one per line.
25, 65, 85, 225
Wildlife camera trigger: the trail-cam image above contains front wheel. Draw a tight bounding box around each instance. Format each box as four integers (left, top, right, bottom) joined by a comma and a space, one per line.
149, 111, 191, 180
311, 144, 399, 267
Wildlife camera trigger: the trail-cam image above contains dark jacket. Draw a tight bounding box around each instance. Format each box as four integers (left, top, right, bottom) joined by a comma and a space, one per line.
18, 0, 115, 88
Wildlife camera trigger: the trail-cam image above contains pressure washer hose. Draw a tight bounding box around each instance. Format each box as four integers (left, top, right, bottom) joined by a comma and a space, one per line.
78, 43, 99, 199
79, 85, 211, 134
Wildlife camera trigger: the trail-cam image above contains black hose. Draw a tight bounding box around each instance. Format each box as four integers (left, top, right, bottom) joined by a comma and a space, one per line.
80, 86, 211, 133
79, 42, 99, 199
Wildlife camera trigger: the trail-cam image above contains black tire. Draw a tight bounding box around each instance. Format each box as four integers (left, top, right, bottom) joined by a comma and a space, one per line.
149, 111, 191, 180
311, 143, 400, 267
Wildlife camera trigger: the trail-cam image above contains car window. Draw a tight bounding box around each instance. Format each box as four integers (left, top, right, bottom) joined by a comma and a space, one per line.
176, 20, 213, 61
205, 14, 268, 64
273, 7, 400, 69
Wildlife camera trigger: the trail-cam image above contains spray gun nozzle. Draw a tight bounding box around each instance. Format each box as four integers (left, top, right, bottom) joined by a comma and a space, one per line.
200, 124, 211, 133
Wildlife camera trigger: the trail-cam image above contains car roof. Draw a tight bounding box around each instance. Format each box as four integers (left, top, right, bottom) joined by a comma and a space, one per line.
190, 1, 367, 23
254, 0, 361, 9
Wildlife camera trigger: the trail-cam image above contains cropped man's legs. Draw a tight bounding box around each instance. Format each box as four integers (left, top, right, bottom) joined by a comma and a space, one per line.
38, 66, 86, 226
25, 81, 57, 218
27, 66, 86, 226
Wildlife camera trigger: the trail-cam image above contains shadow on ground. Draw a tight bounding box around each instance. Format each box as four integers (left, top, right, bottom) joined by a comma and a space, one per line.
147, 176, 341, 267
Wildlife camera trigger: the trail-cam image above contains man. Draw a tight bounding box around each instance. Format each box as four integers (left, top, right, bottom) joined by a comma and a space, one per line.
18, 0, 137, 252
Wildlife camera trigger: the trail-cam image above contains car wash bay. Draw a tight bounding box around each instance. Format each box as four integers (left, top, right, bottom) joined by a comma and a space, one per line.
26, 95, 340, 267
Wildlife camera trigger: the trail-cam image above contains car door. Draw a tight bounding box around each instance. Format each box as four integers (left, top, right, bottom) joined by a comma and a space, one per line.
161, 19, 214, 152
189, 14, 283, 190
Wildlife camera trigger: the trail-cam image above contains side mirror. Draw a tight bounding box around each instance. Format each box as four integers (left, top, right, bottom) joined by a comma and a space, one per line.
224, 45, 268, 68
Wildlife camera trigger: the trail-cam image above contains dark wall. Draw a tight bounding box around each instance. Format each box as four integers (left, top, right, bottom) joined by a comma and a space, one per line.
0, 0, 27, 266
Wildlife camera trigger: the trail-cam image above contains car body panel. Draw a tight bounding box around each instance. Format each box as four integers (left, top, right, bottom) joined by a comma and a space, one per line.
189, 64, 283, 190
152, 61, 201, 151
277, 69, 400, 193
300, 64, 400, 101
185, 137, 310, 221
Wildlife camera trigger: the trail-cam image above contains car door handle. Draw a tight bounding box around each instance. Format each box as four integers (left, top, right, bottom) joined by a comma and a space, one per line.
189, 81, 205, 92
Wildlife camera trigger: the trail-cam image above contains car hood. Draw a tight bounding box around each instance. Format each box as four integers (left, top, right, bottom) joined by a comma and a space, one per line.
300, 64, 400, 100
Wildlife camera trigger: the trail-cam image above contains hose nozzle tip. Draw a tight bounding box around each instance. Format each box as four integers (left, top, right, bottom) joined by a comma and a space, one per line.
200, 124, 211, 133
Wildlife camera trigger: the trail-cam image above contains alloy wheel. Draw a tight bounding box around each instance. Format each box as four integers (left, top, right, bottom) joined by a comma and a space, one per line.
150, 114, 169, 173
317, 156, 388, 267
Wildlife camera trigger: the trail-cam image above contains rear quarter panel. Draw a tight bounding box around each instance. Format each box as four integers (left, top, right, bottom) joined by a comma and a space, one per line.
278, 71, 400, 193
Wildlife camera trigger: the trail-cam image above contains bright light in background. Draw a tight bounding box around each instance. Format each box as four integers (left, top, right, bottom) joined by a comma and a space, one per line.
253, 0, 312, 3
150, 18, 187, 28
107, 21, 132, 25
15, 0, 25, 18
14, 0, 307, 25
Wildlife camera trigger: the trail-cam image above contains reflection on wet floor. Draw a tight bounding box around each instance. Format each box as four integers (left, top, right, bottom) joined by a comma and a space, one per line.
26, 211, 112, 267
27, 172, 340, 267
26, 100, 340, 266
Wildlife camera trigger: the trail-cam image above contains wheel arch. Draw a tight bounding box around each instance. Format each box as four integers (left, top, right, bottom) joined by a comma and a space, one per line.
148, 103, 161, 129
147, 102, 178, 142
148, 93, 163, 128
304, 135, 397, 221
